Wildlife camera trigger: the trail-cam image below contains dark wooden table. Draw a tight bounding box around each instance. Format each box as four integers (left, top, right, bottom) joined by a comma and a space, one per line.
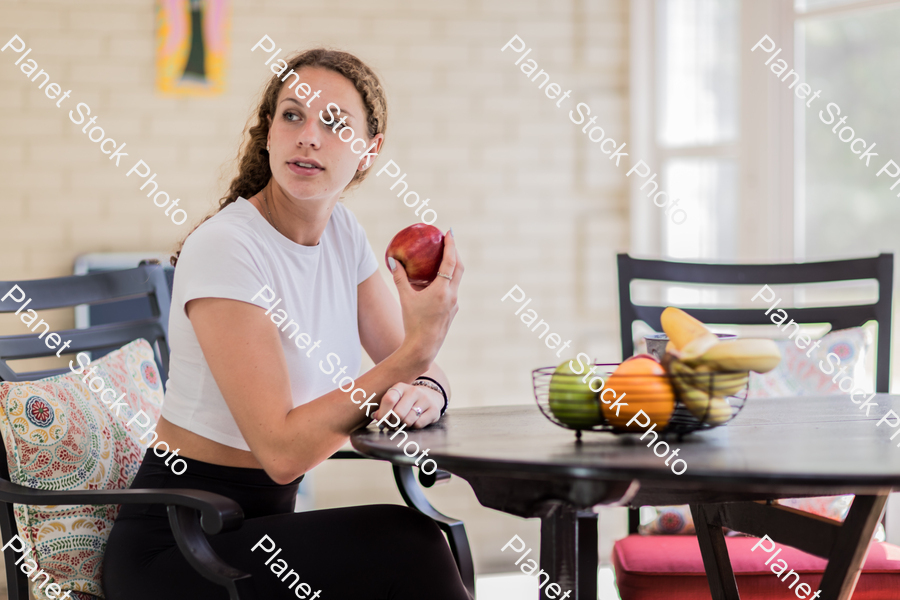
350, 395, 900, 600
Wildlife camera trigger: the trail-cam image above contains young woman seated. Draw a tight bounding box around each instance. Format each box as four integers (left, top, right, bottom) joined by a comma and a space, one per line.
103, 48, 469, 600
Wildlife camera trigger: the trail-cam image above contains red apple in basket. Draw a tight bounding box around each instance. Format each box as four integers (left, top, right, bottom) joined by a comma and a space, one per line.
385, 224, 445, 287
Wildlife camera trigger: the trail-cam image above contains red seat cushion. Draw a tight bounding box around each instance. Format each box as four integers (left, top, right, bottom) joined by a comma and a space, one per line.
612, 534, 900, 600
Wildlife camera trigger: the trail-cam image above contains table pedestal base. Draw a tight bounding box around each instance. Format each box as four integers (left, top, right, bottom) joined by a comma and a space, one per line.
538, 503, 598, 600
458, 473, 637, 600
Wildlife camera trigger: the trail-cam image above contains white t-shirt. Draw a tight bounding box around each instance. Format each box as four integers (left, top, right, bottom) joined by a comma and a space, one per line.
162, 197, 380, 450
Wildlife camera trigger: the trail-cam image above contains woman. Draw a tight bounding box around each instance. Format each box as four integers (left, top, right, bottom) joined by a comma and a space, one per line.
103, 48, 469, 600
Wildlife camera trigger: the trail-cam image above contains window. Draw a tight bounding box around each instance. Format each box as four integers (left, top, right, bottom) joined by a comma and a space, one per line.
633, 0, 900, 541
795, 0, 900, 260
633, 0, 900, 263
631, 0, 741, 260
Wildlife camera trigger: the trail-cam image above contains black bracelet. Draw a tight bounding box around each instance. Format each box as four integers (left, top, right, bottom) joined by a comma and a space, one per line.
415, 376, 448, 416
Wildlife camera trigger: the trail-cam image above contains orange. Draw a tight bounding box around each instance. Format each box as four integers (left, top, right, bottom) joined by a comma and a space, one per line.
601, 357, 676, 432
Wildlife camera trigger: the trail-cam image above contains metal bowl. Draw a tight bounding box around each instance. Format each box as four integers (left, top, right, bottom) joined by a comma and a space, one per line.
532, 362, 749, 440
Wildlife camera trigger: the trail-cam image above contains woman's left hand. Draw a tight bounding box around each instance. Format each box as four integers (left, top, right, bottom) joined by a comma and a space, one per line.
372, 382, 443, 429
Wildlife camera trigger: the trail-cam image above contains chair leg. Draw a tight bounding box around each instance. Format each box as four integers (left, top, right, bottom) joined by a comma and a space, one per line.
627, 506, 641, 535
167, 505, 256, 600
393, 464, 476, 598
690, 503, 741, 600
817, 493, 888, 600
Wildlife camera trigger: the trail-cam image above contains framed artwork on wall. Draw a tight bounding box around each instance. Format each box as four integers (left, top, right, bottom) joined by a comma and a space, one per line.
155, 0, 229, 96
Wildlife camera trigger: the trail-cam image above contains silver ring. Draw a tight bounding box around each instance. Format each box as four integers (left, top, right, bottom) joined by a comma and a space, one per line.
437, 272, 452, 281
387, 387, 403, 399
414, 406, 423, 416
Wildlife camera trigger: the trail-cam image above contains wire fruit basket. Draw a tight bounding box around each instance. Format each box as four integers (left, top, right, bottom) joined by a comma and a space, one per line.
532, 362, 749, 440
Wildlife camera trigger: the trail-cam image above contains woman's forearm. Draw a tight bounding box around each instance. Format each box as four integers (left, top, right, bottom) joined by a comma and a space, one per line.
269, 342, 428, 480
190, 296, 433, 484
272, 355, 450, 481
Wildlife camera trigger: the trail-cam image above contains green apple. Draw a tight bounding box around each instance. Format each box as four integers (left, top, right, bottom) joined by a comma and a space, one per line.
548, 359, 603, 428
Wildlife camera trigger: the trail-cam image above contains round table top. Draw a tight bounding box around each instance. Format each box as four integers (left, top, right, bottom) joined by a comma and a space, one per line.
351, 394, 900, 499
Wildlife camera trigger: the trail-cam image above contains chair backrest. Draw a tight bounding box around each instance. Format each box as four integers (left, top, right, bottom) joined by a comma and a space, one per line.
0, 265, 171, 600
73, 255, 175, 361
0, 266, 171, 383
617, 253, 894, 393
617, 253, 894, 537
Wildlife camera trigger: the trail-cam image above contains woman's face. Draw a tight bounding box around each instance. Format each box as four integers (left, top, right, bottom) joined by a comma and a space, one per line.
267, 66, 383, 204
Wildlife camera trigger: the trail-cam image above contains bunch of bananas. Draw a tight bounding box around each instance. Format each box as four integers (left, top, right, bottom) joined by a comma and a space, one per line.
660, 307, 781, 424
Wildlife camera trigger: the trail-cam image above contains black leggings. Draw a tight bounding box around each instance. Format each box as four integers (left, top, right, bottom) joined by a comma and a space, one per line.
103, 452, 471, 600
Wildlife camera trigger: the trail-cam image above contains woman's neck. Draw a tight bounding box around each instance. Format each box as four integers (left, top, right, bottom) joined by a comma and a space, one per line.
257, 181, 335, 246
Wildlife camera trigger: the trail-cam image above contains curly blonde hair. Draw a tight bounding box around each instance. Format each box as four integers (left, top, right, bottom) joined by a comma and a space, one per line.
172, 48, 388, 266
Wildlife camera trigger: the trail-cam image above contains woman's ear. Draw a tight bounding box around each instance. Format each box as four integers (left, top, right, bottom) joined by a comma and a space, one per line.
358, 133, 385, 171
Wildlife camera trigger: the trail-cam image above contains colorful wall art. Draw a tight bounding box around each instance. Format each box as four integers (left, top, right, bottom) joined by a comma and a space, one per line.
155, 0, 229, 96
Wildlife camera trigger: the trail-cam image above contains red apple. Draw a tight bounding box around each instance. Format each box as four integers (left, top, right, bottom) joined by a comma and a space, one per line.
385, 224, 445, 287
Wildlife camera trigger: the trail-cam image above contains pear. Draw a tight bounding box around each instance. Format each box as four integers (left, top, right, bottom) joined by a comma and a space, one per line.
548, 359, 603, 429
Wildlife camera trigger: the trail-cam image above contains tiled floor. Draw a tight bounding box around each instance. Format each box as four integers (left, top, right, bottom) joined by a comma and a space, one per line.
476, 566, 620, 600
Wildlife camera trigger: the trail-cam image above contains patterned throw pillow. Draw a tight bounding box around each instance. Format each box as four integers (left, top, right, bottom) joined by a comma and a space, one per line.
747, 327, 882, 537
749, 327, 873, 398
776, 496, 851, 521
775, 496, 886, 541
639, 505, 695, 535
635, 325, 877, 537
0, 339, 164, 600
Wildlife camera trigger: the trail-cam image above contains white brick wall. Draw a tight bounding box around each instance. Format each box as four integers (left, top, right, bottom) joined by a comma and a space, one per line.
0, 0, 630, 574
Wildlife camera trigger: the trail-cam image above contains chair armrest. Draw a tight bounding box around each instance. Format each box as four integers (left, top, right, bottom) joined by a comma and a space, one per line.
392, 465, 475, 597
0, 477, 243, 535
168, 505, 255, 600
326, 452, 474, 596
0, 477, 252, 599
329, 450, 453, 487
418, 468, 452, 488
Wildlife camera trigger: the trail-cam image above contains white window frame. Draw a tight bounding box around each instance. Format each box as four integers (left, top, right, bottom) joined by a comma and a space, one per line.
630, 0, 900, 262
790, 0, 900, 260
630, 0, 743, 260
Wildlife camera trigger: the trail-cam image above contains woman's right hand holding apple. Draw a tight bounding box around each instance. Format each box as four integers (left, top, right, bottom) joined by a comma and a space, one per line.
389, 229, 463, 370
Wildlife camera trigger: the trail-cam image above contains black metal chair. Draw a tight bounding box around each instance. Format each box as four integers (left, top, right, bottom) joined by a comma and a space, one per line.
616, 252, 894, 534
0, 265, 474, 600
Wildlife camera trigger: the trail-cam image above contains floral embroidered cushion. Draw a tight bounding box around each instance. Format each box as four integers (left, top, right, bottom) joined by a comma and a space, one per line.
749, 327, 882, 537
640, 328, 879, 539
775, 495, 886, 541
639, 505, 696, 535
749, 326, 873, 398
0, 339, 164, 600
